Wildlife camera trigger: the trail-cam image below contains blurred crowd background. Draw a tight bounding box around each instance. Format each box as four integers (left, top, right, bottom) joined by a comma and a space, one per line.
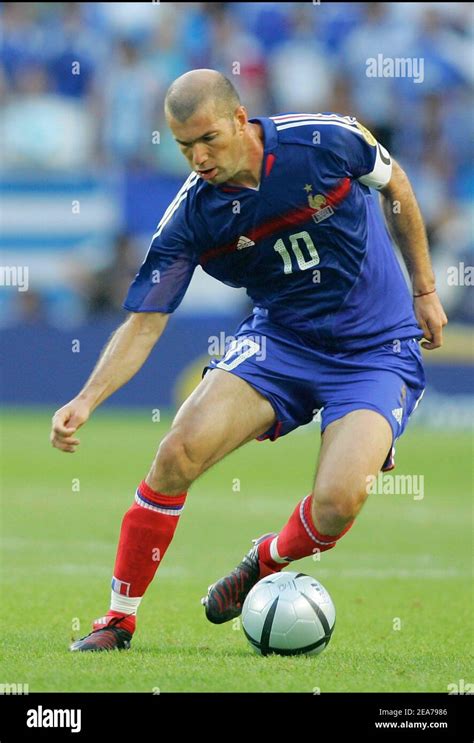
0, 2, 472, 415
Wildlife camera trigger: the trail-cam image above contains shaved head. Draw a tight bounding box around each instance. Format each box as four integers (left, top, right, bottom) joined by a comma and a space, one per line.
164, 69, 241, 123
164, 68, 263, 189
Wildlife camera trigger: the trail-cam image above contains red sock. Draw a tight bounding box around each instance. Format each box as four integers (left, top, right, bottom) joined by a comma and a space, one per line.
258, 494, 354, 574
104, 480, 187, 632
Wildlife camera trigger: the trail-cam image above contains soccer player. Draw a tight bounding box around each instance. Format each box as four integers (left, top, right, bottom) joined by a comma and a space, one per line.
50, 70, 447, 652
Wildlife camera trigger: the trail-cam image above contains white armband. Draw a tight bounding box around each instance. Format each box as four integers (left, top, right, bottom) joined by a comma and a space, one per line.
358, 142, 392, 190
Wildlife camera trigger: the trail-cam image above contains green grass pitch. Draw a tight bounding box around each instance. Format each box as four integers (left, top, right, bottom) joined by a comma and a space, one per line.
1, 407, 472, 692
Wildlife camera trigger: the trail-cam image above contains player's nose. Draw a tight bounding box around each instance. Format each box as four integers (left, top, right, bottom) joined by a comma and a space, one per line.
192, 144, 209, 167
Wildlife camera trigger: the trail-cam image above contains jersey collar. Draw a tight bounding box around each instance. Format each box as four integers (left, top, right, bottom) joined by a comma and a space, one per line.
249, 115, 279, 154
217, 116, 278, 194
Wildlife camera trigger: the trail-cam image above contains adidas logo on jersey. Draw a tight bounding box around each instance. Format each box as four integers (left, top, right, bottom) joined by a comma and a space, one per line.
236, 235, 255, 250
391, 408, 403, 425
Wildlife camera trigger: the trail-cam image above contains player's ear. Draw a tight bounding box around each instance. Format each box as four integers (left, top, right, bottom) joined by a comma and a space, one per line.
234, 105, 248, 132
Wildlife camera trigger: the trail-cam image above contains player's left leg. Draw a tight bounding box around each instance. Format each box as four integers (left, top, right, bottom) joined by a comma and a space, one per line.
311, 409, 392, 533
259, 410, 392, 570
256, 339, 426, 573
203, 410, 393, 623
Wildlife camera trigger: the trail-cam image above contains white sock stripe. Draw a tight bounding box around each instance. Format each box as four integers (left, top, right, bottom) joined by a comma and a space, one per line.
135, 490, 184, 516
299, 495, 337, 547
269, 537, 289, 564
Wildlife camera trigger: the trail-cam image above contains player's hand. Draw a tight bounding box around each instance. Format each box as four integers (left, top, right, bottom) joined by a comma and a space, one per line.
414, 292, 448, 350
50, 398, 91, 453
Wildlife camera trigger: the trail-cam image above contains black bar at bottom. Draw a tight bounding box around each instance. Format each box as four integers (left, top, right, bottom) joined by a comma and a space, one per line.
0, 692, 471, 741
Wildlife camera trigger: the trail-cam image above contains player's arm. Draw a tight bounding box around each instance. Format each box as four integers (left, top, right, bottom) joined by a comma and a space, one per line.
51, 173, 199, 453
379, 159, 448, 350
50, 312, 168, 453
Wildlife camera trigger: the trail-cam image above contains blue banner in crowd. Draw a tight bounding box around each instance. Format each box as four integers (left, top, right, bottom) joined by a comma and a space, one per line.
1, 317, 472, 412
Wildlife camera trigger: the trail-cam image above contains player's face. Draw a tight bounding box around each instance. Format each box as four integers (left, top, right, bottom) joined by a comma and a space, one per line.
167, 103, 248, 185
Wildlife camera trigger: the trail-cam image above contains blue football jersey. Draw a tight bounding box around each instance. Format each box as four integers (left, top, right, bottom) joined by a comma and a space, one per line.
123, 112, 422, 350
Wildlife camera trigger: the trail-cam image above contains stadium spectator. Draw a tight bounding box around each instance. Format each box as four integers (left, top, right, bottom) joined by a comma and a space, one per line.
0, 1, 471, 325
79, 233, 142, 318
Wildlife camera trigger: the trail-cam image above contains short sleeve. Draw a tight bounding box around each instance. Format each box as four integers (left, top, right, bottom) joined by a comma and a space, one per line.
322, 116, 392, 190
123, 176, 199, 313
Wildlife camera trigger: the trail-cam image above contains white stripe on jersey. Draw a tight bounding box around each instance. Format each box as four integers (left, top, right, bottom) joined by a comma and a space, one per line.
155, 190, 189, 239
152, 171, 199, 240
157, 170, 198, 227
272, 113, 391, 187
271, 113, 356, 125
274, 118, 367, 137
136, 172, 198, 269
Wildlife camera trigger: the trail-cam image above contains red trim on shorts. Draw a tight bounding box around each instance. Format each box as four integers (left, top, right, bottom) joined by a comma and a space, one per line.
256, 420, 283, 442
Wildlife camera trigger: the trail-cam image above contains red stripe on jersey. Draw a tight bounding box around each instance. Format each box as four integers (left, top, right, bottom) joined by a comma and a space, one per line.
199, 177, 351, 266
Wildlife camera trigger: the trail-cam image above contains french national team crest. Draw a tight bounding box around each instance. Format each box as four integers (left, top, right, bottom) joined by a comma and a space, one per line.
304, 184, 334, 223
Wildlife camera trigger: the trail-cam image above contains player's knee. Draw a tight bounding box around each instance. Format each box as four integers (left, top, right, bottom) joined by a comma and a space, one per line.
152, 432, 202, 487
312, 482, 365, 532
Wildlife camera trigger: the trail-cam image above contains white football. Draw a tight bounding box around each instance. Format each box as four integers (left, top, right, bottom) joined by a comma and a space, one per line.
241, 571, 336, 656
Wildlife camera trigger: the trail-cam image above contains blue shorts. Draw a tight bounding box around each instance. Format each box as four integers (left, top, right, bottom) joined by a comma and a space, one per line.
203, 313, 426, 471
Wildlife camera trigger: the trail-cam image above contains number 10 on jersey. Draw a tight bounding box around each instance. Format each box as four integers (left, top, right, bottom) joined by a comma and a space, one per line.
273, 231, 320, 275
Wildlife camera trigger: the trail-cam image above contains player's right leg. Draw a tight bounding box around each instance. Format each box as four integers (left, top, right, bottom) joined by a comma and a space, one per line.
70, 368, 276, 651
145, 366, 276, 494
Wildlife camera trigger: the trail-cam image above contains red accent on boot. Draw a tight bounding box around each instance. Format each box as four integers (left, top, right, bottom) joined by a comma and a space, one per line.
93, 610, 136, 635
